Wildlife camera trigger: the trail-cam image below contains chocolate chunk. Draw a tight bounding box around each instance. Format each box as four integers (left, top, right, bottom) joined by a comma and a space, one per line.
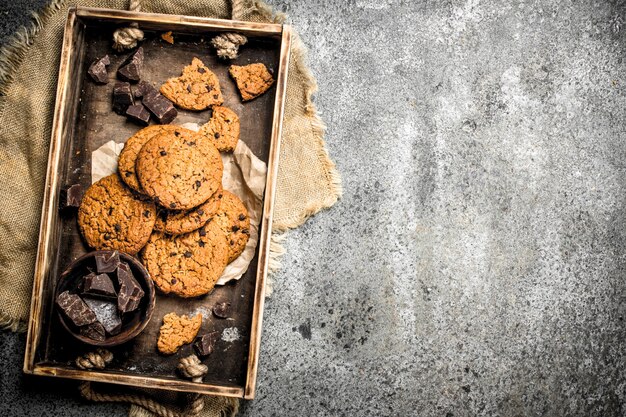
59, 184, 83, 210
87, 55, 110, 84
214, 132, 220, 139
231, 225, 239, 232
193, 331, 219, 357
160, 150, 167, 156
143, 210, 151, 217
83, 272, 117, 298
198, 227, 206, 237
114, 223, 122, 232
186, 85, 192, 92
212, 302, 231, 318
56, 291, 97, 327
170, 203, 176, 209
184, 251, 192, 258
117, 262, 144, 313
198, 240, 205, 247
143, 92, 177, 124
80, 322, 106, 341
126, 103, 151, 125
238, 214, 246, 221
197, 208, 204, 215
112, 81, 134, 114
198, 67, 206, 74
95, 251, 120, 273
134, 80, 159, 99
117, 47, 144, 82
84, 298, 123, 335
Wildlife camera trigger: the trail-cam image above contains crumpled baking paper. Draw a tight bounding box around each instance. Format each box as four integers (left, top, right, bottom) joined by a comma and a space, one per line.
91, 126, 267, 285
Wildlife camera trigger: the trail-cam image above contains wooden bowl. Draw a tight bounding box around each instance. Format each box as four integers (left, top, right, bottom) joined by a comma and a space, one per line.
55, 250, 155, 347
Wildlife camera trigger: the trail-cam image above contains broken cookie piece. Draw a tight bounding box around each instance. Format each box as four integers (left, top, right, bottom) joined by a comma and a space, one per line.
199, 106, 240, 152
157, 312, 202, 355
228, 63, 275, 101
160, 57, 224, 110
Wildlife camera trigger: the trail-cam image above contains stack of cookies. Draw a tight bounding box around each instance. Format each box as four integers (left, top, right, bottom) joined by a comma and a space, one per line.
78, 125, 250, 298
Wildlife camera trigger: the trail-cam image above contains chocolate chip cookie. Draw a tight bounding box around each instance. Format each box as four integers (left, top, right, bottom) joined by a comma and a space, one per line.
118, 125, 178, 193
199, 106, 240, 152
136, 127, 223, 210
214, 190, 250, 263
142, 220, 229, 297
157, 312, 202, 355
78, 174, 156, 255
162, 185, 223, 235
160, 57, 224, 110
229, 63, 275, 101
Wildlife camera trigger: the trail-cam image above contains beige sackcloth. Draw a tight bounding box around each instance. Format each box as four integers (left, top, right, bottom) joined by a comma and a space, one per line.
0, 0, 341, 415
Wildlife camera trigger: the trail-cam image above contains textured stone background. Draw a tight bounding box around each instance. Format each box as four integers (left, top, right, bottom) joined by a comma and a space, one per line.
2, 0, 626, 416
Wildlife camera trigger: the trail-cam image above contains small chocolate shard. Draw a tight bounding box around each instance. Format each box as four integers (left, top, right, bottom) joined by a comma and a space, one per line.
117, 47, 144, 82
117, 262, 144, 313
126, 103, 151, 125
143, 92, 177, 124
95, 251, 120, 273
56, 291, 97, 327
134, 80, 159, 99
59, 184, 83, 210
212, 302, 231, 318
84, 298, 123, 336
112, 81, 134, 114
80, 322, 107, 341
87, 55, 110, 84
193, 331, 220, 357
83, 272, 117, 298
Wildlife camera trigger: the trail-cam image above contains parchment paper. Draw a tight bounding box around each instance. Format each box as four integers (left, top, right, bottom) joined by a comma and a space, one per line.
91, 126, 267, 284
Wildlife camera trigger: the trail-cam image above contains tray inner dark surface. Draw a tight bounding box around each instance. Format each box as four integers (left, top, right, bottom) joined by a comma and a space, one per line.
34, 19, 280, 390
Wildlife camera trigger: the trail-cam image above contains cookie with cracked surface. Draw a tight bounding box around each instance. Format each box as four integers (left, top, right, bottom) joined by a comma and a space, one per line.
141, 221, 229, 297
160, 57, 224, 111
157, 312, 202, 355
78, 174, 156, 255
199, 106, 240, 152
136, 127, 223, 210
214, 190, 250, 263
228, 63, 275, 101
162, 185, 223, 235
118, 125, 178, 193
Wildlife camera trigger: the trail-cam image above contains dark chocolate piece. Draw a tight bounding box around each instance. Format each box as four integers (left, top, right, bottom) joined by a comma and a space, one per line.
87, 55, 110, 84
117, 47, 144, 82
117, 262, 144, 313
83, 272, 117, 298
112, 81, 134, 114
80, 322, 106, 341
126, 103, 151, 125
59, 184, 83, 210
193, 331, 220, 357
56, 291, 97, 327
143, 92, 177, 124
95, 251, 120, 273
84, 298, 123, 336
134, 80, 159, 99
212, 302, 231, 318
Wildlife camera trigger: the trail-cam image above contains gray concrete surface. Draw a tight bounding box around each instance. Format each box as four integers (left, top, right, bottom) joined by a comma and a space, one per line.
2, 0, 626, 416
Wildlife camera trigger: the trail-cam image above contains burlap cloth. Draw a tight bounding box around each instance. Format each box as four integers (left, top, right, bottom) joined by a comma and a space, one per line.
0, 0, 341, 415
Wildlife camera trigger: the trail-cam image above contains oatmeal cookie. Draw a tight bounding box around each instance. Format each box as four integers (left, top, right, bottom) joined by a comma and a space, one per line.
78, 174, 156, 255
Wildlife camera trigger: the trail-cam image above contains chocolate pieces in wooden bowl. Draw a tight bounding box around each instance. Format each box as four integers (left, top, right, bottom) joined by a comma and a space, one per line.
55, 250, 155, 346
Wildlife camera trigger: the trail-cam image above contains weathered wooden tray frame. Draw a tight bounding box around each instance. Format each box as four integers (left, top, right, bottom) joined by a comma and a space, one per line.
24, 7, 291, 400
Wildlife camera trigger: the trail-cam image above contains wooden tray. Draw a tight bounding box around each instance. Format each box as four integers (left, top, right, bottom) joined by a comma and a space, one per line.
24, 7, 291, 400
